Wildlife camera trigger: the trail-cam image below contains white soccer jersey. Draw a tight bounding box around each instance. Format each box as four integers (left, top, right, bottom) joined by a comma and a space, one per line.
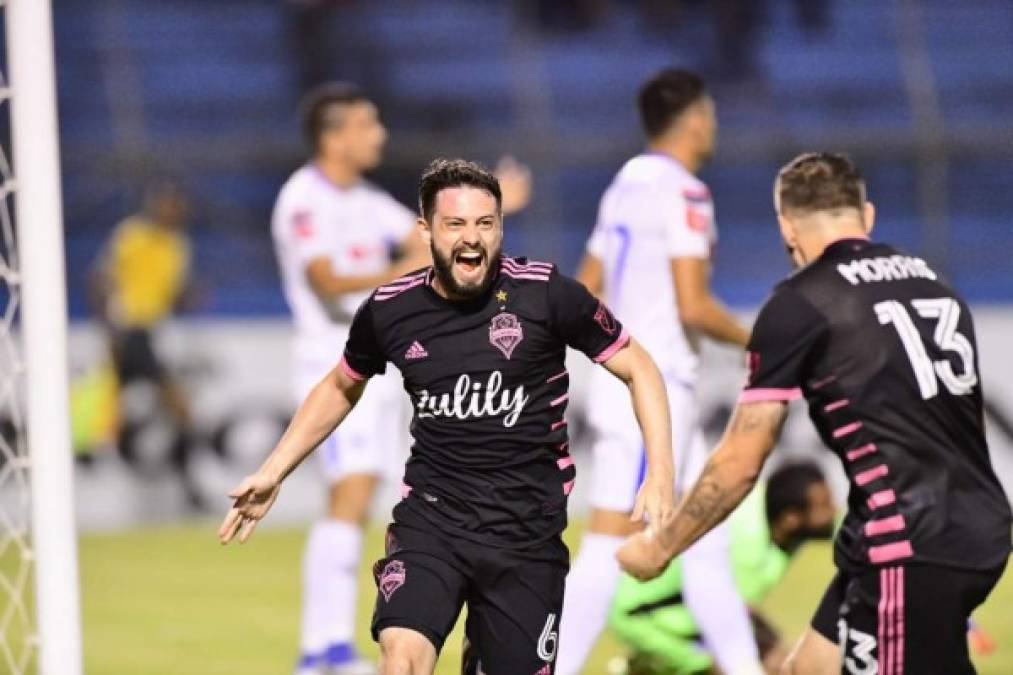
586, 152, 717, 385
272, 164, 415, 364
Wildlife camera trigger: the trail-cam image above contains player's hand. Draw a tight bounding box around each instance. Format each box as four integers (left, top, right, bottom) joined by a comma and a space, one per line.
968, 620, 996, 655
495, 156, 532, 215
218, 472, 281, 545
616, 528, 672, 581
631, 473, 675, 530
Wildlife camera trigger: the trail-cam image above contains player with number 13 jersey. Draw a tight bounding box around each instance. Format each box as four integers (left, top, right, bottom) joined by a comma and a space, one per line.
618, 153, 1010, 675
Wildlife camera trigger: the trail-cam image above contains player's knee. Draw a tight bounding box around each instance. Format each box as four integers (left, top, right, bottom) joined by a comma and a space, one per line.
777, 653, 798, 675
327, 473, 377, 523
378, 627, 435, 675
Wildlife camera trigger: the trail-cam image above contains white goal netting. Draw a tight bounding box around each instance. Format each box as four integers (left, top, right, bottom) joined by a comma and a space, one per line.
0, 36, 36, 674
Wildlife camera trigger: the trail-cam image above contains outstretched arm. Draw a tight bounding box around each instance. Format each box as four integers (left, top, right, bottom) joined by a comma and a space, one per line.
617, 401, 787, 580
601, 337, 676, 528
218, 362, 367, 544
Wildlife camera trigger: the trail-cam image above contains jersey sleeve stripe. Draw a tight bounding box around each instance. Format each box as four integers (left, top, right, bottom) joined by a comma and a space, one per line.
339, 356, 367, 382
502, 256, 553, 271
375, 277, 427, 300
501, 271, 550, 281
823, 398, 850, 412
867, 489, 897, 509
377, 270, 428, 289
737, 387, 802, 403
855, 463, 889, 486
592, 329, 630, 363
557, 456, 574, 471
546, 369, 568, 383
562, 478, 575, 495
847, 443, 878, 462
865, 514, 908, 537
868, 540, 914, 564
832, 421, 864, 438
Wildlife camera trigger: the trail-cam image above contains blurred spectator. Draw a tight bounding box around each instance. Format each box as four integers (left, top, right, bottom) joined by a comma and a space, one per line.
90, 182, 202, 507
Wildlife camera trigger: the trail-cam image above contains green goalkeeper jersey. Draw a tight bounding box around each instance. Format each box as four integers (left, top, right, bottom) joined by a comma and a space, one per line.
609, 484, 789, 674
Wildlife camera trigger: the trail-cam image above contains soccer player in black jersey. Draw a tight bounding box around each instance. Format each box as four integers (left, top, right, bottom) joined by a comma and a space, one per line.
617, 152, 1011, 674
219, 158, 676, 674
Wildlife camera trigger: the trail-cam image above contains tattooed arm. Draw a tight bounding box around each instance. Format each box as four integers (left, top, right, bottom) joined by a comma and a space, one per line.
616, 401, 788, 580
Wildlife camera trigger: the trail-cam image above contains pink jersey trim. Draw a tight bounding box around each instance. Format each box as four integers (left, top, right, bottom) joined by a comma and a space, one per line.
546, 370, 568, 384
847, 443, 878, 461
856, 463, 889, 486
400, 482, 412, 499
867, 489, 896, 510
339, 357, 367, 382
557, 456, 574, 471
809, 374, 837, 390
833, 421, 864, 438
557, 442, 569, 453
562, 479, 575, 496
869, 540, 913, 564
550, 419, 568, 431
897, 566, 906, 674
865, 514, 907, 537
878, 568, 889, 675
593, 329, 630, 364
375, 275, 427, 300
502, 256, 552, 270
824, 398, 850, 412
500, 271, 550, 281
550, 393, 569, 407
738, 387, 802, 403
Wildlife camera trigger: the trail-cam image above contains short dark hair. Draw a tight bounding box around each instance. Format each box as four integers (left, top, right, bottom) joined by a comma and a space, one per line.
418, 158, 502, 222
638, 68, 708, 139
776, 152, 866, 215
766, 461, 826, 524
299, 82, 370, 153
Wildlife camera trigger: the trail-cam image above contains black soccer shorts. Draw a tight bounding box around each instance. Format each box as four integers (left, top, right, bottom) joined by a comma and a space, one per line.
811, 562, 1005, 674
371, 522, 568, 674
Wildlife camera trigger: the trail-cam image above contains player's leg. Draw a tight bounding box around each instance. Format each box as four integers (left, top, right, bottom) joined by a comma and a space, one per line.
372, 524, 468, 675
556, 432, 643, 674
377, 628, 437, 675
893, 564, 1004, 674
466, 538, 569, 675
780, 629, 838, 675
298, 370, 392, 674
781, 571, 845, 675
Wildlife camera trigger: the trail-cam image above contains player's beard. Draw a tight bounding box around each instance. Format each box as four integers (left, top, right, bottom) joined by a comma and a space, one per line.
431, 240, 500, 301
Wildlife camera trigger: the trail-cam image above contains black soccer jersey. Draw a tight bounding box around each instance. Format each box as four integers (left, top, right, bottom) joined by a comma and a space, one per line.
742, 238, 1011, 573
341, 256, 629, 548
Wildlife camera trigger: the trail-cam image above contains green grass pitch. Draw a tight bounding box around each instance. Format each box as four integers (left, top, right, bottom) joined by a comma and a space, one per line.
68, 522, 1012, 674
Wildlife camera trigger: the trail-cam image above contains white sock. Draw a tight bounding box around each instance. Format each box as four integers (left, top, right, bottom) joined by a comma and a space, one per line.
556, 533, 624, 675
300, 519, 364, 656
682, 523, 761, 674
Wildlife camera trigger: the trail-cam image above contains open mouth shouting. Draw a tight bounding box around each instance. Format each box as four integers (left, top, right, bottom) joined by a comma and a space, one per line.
453, 247, 487, 285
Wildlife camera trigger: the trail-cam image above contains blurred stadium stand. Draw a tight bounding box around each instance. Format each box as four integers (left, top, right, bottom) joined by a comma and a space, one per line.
53, 0, 1013, 319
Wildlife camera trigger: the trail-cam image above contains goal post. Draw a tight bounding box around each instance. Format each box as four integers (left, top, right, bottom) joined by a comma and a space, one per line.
5, 0, 84, 673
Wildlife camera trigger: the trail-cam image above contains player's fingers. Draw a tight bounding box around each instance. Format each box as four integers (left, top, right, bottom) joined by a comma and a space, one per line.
238, 516, 259, 544
218, 509, 243, 544
630, 496, 645, 523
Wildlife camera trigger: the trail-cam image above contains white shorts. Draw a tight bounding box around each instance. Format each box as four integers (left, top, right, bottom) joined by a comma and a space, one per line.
294, 357, 408, 483
586, 369, 705, 513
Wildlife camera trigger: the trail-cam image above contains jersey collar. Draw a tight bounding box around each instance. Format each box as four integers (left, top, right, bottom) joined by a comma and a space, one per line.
823, 236, 872, 258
